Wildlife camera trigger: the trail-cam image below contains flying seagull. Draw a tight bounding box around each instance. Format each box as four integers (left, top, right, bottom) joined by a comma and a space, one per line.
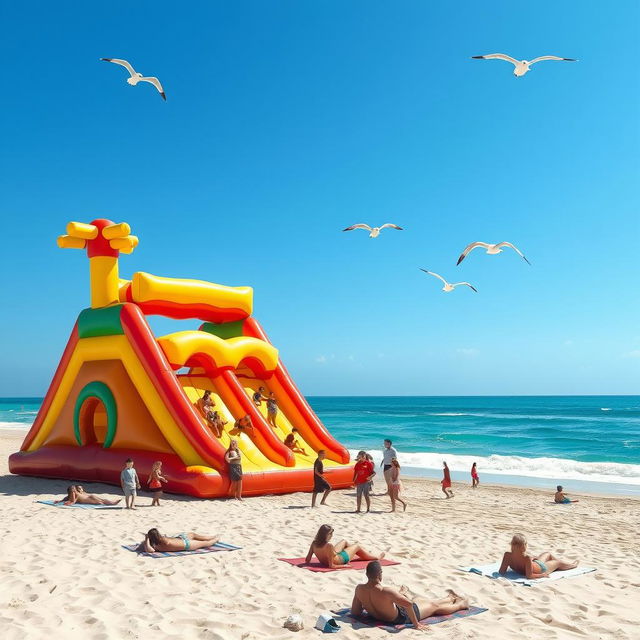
420, 269, 477, 293
342, 223, 403, 238
471, 53, 576, 77
100, 58, 166, 100
457, 242, 531, 266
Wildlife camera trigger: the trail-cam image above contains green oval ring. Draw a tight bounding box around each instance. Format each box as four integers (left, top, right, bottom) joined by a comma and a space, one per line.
73, 381, 117, 448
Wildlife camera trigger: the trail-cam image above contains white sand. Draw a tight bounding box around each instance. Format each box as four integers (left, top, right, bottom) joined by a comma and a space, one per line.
1, 428, 639, 639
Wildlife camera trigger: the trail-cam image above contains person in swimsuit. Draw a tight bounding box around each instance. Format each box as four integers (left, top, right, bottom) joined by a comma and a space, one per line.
498, 533, 579, 579
389, 458, 407, 512
230, 414, 255, 437
380, 439, 398, 496
353, 450, 375, 513
252, 386, 268, 406
311, 450, 331, 507
147, 460, 168, 506
284, 428, 307, 455
441, 461, 454, 498
196, 391, 224, 437
351, 561, 469, 631
225, 439, 243, 500
554, 485, 579, 504
59, 485, 122, 506
471, 462, 479, 488
305, 524, 384, 569
266, 392, 278, 428
140, 528, 219, 553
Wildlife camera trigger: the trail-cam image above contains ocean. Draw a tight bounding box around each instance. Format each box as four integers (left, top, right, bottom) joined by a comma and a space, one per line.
3, 396, 639, 495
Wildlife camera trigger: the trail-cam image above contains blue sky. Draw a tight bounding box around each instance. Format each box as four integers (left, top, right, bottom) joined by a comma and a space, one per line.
0, 1, 638, 396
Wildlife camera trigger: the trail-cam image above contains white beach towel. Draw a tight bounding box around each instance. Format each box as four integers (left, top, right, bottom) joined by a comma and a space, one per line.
459, 562, 596, 587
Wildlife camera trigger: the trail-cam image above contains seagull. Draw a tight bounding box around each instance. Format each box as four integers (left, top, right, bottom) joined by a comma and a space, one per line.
457, 242, 531, 266
100, 58, 166, 100
471, 53, 577, 77
342, 223, 403, 238
420, 269, 477, 293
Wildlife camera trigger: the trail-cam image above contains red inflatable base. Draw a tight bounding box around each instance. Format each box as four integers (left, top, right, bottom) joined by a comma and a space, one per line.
9, 446, 354, 498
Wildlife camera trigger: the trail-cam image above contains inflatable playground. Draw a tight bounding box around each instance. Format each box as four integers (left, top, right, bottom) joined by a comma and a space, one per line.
9, 219, 353, 497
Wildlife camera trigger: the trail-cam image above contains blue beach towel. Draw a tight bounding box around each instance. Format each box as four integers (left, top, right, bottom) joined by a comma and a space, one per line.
459, 562, 596, 586
122, 541, 241, 558
37, 499, 122, 509
332, 605, 487, 630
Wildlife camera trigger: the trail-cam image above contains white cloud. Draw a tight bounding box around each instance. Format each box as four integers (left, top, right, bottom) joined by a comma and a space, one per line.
456, 348, 479, 357
315, 355, 327, 363
623, 350, 640, 359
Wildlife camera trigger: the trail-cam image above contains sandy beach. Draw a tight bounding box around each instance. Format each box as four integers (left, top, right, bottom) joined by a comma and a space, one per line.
1, 428, 638, 640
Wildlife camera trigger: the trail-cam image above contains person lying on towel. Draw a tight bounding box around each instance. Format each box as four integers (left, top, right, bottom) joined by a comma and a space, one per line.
351, 560, 469, 630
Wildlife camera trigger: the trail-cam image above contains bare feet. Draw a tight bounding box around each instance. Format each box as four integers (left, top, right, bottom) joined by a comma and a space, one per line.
378, 551, 386, 561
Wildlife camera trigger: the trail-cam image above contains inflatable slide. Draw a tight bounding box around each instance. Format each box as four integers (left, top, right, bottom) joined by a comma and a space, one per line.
9, 219, 353, 497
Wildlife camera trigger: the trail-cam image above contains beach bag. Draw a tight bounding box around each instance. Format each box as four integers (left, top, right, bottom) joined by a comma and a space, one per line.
314, 612, 340, 633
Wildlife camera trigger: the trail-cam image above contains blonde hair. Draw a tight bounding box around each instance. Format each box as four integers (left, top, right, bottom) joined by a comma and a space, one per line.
151, 461, 162, 472
511, 533, 527, 549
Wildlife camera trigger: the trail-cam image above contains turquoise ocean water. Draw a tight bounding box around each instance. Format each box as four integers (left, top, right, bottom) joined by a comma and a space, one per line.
3, 396, 639, 495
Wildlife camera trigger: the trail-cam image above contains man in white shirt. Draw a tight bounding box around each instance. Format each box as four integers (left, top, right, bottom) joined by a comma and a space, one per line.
380, 439, 398, 496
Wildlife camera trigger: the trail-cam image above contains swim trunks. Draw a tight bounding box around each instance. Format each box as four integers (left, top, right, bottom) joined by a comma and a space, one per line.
337, 550, 349, 565
393, 602, 421, 625
533, 559, 548, 574
176, 533, 191, 550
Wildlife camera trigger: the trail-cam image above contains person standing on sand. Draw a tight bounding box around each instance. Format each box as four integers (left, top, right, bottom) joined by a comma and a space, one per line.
498, 534, 579, 579
471, 462, 479, 488
351, 561, 469, 630
121, 458, 141, 509
312, 450, 332, 507
389, 458, 407, 512
225, 440, 243, 500
441, 461, 454, 498
380, 439, 398, 495
147, 460, 168, 507
353, 451, 376, 513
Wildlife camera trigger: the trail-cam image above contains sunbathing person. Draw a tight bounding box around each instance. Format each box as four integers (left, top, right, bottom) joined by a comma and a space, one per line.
498, 533, 579, 579
60, 485, 121, 506
305, 524, 384, 568
554, 485, 579, 504
284, 428, 307, 455
351, 560, 469, 631
139, 528, 219, 553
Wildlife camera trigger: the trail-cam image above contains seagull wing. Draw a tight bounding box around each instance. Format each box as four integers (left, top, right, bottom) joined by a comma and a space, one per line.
101, 58, 137, 77
471, 53, 519, 66
529, 56, 577, 66
495, 242, 531, 265
379, 223, 403, 231
420, 269, 448, 286
140, 76, 166, 100
457, 242, 490, 266
343, 224, 372, 232
453, 282, 478, 293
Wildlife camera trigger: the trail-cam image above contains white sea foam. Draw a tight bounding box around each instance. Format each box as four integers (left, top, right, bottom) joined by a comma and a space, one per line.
0, 421, 30, 429
355, 449, 640, 486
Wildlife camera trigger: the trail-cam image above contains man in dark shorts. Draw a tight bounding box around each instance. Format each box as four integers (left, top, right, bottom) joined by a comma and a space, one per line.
380, 439, 398, 496
252, 386, 267, 406
353, 450, 375, 513
311, 450, 332, 507
351, 561, 469, 630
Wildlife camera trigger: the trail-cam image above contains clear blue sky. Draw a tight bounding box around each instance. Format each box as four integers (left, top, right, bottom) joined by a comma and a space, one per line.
0, 1, 638, 396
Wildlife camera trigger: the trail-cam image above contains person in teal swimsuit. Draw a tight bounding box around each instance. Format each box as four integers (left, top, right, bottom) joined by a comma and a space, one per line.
305, 524, 385, 568
141, 528, 220, 553
498, 534, 579, 579
554, 485, 579, 504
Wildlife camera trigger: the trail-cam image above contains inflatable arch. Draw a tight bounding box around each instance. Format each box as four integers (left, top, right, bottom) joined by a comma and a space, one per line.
9, 219, 353, 497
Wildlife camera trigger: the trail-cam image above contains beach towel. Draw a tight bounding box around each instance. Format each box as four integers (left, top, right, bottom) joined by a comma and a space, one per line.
36, 500, 122, 509
332, 606, 487, 630
122, 541, 241, 558
278, 557, 400, 572
459, 562, 596, 586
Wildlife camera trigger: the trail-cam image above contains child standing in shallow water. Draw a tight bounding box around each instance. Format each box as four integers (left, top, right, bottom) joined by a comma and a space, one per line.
121, 458, 140, 509
148, 461, 168, 506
